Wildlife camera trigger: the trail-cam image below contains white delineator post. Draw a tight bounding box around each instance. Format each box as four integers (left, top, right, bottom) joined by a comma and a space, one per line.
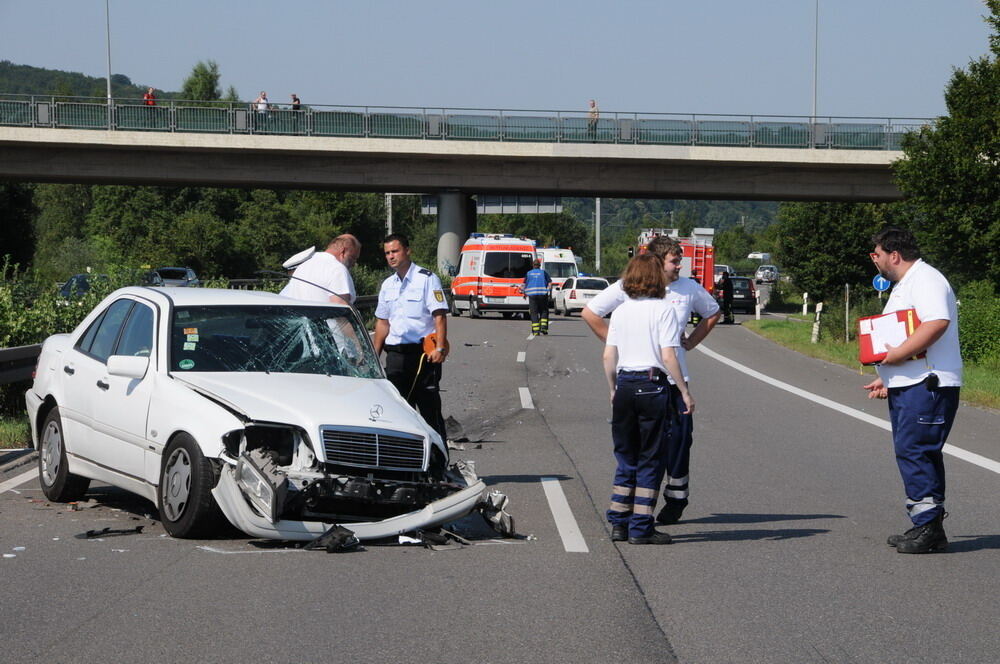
802, 292, 809, 316
811, 301, 824, 343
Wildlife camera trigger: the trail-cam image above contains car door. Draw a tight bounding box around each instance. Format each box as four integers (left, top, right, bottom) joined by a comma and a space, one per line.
91, 300, 157, 481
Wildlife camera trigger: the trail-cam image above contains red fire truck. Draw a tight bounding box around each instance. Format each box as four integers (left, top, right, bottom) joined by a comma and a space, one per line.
634, 228, 716, 296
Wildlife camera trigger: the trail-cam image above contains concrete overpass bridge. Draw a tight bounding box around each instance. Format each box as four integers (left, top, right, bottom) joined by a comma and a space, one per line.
0, 94, 928, 269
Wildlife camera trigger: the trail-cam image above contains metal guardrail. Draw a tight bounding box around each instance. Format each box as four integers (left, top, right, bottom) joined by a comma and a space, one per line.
0, 93, 931, 150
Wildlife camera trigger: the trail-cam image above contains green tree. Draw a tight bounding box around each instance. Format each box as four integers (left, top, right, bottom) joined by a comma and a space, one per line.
0, 183, 35, 267
31, 184, 93, 280
180, 60, 223, 101
772, 202, 902, 300
893, 0, 1000, 287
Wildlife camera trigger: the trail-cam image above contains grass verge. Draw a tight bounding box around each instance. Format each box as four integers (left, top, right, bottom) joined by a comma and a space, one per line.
744, 317, 999, 411
0, 415, 30, 449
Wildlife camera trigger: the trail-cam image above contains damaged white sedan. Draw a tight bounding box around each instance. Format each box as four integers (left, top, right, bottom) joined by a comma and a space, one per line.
25, 287, 492, 541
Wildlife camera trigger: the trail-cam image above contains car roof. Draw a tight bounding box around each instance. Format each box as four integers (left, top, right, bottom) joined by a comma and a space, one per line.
104, 286, 348, 308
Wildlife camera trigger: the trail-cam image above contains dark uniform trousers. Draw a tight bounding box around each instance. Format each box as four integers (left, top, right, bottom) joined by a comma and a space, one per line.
887, 375, 959, 526
385, 343, 447, 442
661, 383, 694, 507
607, 371, 673, 539
528, 295, 549, 334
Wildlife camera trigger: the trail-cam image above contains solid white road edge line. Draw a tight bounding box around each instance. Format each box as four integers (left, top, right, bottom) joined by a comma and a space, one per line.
540, 477, 589, 553
0, 469, 37, 494
519, 387, 534, 409
696, 344, 1000, 476
517, 351, 526, 363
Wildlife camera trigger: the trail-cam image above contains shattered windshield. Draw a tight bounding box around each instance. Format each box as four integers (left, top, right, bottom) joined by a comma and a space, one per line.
170, 305, 382, 378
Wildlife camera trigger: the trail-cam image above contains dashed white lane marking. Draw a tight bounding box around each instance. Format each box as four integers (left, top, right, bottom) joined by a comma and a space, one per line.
697, 344, 1000, 475
0, 470, 36, 494
519, 387, 534, 409
540, 477, 589, 553
517, 351, 526, 363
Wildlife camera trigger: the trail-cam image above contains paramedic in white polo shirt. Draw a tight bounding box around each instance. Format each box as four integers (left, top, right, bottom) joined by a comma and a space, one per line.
583, 235, 720, 526
603, 254, 694, 545
864, 227, 962, 554
280, 234, 360, 305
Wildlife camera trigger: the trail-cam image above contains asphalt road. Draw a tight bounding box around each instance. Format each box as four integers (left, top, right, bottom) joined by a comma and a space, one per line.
1, 309, 997, 663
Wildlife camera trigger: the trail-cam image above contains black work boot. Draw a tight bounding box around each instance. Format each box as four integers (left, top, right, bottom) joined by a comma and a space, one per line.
887, 524, 921, 547
656, 499, 687, 525
611, 524, 628, 542
895, 513, 948, 554
628, 530, 673, 545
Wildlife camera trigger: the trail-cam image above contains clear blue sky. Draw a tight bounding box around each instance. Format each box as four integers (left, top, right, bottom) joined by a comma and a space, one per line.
1, 0, 993, 119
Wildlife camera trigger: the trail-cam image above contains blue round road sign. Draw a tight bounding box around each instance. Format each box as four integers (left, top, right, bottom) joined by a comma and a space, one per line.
873, 275, 891, 292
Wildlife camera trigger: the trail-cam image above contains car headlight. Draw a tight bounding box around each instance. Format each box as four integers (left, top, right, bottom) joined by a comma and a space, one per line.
236, 452, 287, 523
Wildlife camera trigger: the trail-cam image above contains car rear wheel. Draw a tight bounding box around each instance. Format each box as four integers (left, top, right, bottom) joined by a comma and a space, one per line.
38, 407, 90, 502
158, 434, 222, 538
449, 297, 461, 317
469, 297, 481, 318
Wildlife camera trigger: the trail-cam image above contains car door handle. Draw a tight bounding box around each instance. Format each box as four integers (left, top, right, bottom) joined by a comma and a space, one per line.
96, 380, 109, 390
63, 365, 75, 375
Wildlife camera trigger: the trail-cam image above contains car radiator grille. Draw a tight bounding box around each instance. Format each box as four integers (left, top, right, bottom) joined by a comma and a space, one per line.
320, 427, 426, 471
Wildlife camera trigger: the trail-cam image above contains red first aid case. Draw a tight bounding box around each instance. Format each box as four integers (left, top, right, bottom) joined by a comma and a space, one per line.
857, 308, 923, 365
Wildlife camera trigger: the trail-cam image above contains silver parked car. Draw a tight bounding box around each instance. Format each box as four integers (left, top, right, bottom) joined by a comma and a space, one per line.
155, 266, 200, 287
754, 264, 779, 284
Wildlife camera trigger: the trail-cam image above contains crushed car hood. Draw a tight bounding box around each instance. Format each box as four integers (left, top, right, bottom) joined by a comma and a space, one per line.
173, 372, 430, 438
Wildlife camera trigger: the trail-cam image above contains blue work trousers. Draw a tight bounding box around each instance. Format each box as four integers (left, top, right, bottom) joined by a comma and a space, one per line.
662, 383, 694, 506
607, 371, 672, 538
887, 376, 960, 526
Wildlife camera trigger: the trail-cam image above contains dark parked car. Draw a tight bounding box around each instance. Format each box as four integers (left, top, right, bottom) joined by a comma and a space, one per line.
718, 276, 757, 314
58, 274, 109, 300
155, 266, 200, 287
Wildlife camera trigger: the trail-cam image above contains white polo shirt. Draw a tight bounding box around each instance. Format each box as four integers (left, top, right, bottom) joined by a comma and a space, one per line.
607, 297, 681, 374
279, 252, 356, 304
588, 277, 718, 382
876, 259, 962, 388
375, 262, 447, 344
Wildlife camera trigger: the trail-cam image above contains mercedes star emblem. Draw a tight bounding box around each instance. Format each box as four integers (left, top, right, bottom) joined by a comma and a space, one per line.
369, 404, 384, 421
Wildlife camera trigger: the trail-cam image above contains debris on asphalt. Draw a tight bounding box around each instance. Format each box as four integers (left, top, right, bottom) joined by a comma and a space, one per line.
74, 526, 144, 540
480, 490, 516, 537
304, 524, 361, 553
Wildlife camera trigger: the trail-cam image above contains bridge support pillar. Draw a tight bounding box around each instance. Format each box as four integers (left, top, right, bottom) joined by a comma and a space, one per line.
436, 191, 475, 275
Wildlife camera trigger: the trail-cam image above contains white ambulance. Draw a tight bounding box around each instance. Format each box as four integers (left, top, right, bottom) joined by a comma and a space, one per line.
450, 234, 537, 318
536, 246, 579, 304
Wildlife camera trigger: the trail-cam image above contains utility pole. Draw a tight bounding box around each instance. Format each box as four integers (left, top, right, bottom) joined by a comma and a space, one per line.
595, 197, 602, 273
385, 193, 392, 235
105, 0, 113, 129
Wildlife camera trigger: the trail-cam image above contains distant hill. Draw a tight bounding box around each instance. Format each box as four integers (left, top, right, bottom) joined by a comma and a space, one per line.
0, 60, 154, 99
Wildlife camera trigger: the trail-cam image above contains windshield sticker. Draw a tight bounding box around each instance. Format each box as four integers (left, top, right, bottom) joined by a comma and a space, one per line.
183, 342, 197, 351
178, 359, 195, 370
177, 311, 190, 320
183, 327, 198, 334
186, 334, 199, 342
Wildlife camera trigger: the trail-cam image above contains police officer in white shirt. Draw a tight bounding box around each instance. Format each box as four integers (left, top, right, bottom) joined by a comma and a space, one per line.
280, 234, 360, 305
373, 233, 449, 441
584, 235, 720, 526
864, 227, 962, 554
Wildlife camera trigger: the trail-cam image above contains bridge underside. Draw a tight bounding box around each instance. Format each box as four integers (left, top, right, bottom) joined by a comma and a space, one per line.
0, 128, 902, 202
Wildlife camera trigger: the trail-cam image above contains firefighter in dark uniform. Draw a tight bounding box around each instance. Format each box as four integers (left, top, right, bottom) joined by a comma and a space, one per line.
373, 234, 449, 441
523, 259, 552, 335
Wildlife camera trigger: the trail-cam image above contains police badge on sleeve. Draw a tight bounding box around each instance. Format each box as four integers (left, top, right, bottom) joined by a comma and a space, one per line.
434, 290, 444, 303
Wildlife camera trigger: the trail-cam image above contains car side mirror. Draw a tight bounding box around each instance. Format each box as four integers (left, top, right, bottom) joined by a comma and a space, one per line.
107, 355, 149, 379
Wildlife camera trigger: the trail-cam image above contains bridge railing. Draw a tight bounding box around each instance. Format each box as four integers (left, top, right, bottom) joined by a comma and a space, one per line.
0, 93, 930, 150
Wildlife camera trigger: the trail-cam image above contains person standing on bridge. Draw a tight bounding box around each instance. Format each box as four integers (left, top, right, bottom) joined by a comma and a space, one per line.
602, 253, 694, 545
522, 258, 552, 336
863, 227, 962, 554
373, 234, 450, 442
584, 236, 720, 526
279, 234, 360, 306
587, 99, 600, 139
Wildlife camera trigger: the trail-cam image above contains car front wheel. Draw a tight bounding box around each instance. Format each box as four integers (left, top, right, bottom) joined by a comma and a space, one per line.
158, 434, 222, 538
38, 406, 90, 502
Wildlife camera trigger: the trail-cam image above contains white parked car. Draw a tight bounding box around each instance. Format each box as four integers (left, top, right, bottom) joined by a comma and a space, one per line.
25, 287, 487, 541
554, 277, 610, 316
